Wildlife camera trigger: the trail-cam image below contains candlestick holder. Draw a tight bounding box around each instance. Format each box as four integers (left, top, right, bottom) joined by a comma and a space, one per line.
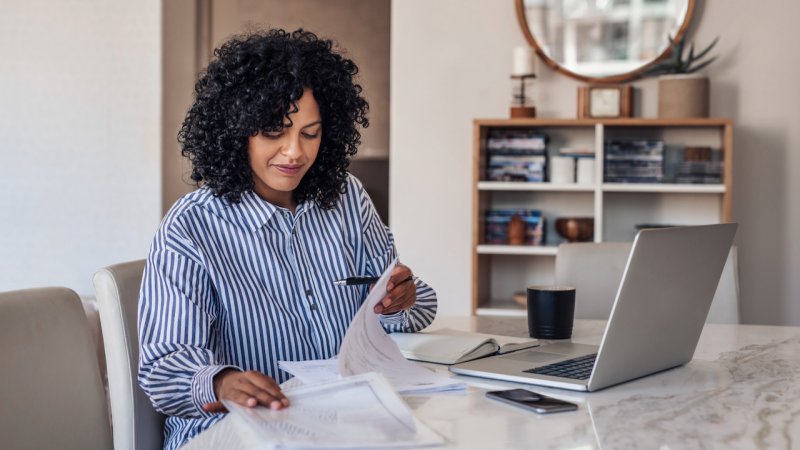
510, 74, 537, 118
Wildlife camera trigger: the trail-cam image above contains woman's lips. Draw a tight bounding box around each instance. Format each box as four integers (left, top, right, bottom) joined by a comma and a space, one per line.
274, 164, 302, 176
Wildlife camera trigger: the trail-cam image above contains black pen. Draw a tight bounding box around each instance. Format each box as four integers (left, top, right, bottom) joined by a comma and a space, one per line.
333, 276, 379, 286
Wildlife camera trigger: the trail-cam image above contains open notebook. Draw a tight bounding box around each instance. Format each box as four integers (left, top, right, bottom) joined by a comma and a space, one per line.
389, 328, 539, 365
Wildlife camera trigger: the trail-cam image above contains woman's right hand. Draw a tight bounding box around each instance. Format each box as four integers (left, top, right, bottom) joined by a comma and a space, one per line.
202, 368, 290, 414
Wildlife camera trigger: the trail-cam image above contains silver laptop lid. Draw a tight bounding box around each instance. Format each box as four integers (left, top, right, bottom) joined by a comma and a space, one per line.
588, 223, 737, 391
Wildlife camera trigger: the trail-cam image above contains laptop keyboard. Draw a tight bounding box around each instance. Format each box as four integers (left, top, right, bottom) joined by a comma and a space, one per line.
523, 353, 598, 380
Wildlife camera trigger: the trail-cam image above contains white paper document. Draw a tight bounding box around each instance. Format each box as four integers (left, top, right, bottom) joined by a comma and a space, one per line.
336, 257, 400, 375
279, 357, 462, 395
279, 258, 464, 394
224, 372, 445, 449
336, 258, 465, 393
278, 358, 340, 385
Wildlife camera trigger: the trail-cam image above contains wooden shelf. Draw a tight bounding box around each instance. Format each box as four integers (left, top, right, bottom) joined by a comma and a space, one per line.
477, 245, 559, 256
477, 181, 723, 194
602, 183, 725, 193
478, 181, 595, 192
471, 118, 733, 315
475, 117, 732, 127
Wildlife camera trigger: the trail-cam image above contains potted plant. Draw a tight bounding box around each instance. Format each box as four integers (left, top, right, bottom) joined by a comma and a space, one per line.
642, 35, 719, 118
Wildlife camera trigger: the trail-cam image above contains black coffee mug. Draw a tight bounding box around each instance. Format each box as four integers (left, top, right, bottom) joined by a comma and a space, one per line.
527, 285, 576, 339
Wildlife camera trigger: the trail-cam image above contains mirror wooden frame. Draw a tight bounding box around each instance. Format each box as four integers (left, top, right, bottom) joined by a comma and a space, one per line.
515, 0, 696, 84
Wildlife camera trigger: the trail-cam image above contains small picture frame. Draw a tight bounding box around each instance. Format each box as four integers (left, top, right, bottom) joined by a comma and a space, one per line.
577, 85, 633, 119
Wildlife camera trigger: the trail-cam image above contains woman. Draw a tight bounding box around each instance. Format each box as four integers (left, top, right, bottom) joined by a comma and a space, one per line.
138, 29, 437, 450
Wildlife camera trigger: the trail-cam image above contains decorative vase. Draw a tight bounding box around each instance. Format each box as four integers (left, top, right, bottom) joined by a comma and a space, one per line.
657, 74, 709, 118
507, 215, 526, 245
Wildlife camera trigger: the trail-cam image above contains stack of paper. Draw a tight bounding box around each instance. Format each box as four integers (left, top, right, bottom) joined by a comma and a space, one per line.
279, 357, 463, 395
225, 372, 444, 449
238, 260, 463, 448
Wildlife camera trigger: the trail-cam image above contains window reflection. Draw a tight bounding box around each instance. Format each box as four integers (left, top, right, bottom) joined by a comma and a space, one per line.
523, 0, 688, 77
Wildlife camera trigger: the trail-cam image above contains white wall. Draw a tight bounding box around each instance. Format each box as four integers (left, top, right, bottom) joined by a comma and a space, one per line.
0, 0, 161, 296
391, 0, 800, 324
391, 0, 520, 316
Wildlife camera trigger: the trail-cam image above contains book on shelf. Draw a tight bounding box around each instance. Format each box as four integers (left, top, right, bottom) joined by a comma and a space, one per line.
388, 328, 539, 365
604, 139, 665, 183
605, 141, 724, 185
486, 129, 549, 182
486, 129, 548, 152
664, 146, 724, 184
487, 154, 546, 182
485, 209, 545, 245
675, 161, 723, 184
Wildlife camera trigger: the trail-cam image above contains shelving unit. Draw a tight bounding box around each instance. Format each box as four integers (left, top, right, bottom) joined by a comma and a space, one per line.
472, 118, 733, 316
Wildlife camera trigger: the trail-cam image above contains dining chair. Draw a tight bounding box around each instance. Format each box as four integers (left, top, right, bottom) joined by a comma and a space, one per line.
93, 260, 165, 450
0, 287, 113, 450
555, 242, 740, 323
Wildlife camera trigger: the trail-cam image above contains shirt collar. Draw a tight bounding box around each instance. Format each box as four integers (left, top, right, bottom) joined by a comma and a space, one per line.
221, 190, 316, 232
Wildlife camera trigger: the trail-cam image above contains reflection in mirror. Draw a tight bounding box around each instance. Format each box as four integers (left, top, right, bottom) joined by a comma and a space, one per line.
518, 0, 693, 82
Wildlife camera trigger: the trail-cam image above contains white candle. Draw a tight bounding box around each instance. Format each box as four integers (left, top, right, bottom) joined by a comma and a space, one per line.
512, 45, 535, 76
576, 158, 596, 185
550, 156, 575, 184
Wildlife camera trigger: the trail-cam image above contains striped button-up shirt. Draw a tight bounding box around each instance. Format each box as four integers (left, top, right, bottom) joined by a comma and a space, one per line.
138, 175, 437, 450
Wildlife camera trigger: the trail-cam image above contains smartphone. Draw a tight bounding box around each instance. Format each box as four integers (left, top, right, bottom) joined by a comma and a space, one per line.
485, 389, 578, 414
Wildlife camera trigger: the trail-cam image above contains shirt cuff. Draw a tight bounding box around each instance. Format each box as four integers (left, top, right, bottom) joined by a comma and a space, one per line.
379, 310, 407, 327
191, 364, 240, 415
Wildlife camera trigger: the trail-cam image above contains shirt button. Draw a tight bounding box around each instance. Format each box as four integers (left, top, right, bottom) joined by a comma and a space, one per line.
306, 289, 313, 296
309, 303, 318, 311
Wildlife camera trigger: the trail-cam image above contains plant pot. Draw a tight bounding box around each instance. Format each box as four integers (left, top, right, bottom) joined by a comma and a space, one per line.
657, 74, 709, 118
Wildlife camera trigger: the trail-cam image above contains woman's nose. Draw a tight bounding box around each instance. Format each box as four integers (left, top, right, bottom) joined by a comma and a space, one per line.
281, 133, 302, 158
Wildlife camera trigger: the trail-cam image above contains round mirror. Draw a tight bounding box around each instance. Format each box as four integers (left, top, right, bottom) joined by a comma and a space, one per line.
515, 0, 695, 83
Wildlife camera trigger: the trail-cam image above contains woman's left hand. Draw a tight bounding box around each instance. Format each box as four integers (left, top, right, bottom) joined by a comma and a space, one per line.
373, 264, 416, 314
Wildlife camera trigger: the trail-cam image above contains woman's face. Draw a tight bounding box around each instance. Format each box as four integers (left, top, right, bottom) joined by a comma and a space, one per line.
247, 89, 322, 209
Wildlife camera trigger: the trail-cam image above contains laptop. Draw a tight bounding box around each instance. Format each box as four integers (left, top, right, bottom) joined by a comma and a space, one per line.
450, 223, 738, 392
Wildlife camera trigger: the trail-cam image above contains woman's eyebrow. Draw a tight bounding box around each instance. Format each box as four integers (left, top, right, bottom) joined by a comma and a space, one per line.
300, 120, 322, 130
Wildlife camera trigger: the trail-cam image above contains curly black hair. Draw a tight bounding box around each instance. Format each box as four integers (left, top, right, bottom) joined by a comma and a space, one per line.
178, 28, 369, 207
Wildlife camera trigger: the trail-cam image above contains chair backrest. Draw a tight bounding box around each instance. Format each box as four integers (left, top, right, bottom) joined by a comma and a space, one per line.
555, 242, 632, 321
93, 260, 165, 450
555, 242, 740, 324
0, 287, 113, 450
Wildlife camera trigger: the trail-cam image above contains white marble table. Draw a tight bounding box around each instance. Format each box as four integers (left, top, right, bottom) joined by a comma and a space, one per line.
182, 317, 800, 450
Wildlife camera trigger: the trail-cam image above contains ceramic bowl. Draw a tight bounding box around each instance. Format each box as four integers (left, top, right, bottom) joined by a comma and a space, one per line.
555, 217, 594, 242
